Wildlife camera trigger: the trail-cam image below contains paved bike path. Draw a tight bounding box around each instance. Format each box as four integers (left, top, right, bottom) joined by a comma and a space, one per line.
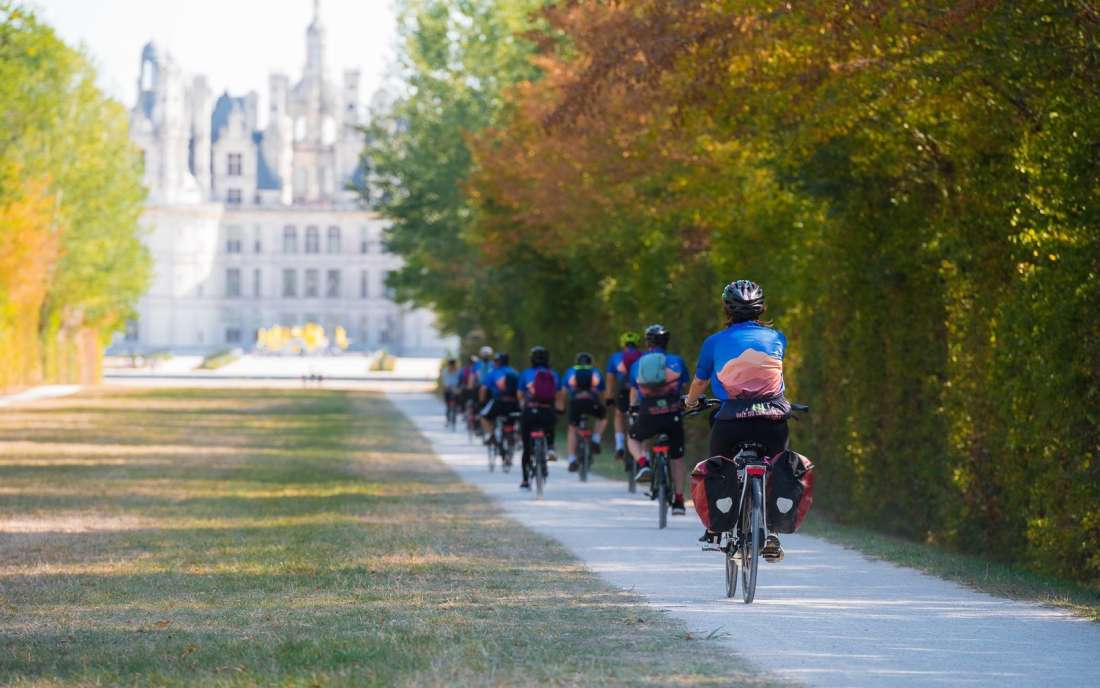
391, 393, 1100, 687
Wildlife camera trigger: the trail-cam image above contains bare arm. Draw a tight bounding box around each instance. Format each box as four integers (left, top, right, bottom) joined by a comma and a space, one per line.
685, 377, 709, 409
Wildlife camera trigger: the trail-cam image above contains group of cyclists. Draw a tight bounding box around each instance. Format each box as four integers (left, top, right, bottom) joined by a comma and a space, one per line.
441, 279, 792, 562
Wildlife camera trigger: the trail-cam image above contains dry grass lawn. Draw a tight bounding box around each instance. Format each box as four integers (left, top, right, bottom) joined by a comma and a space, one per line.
0, 388, 776, 687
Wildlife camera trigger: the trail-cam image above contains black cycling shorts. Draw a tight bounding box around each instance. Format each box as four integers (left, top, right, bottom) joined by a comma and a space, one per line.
708, 417, 789, 459
568, 392, 606, 425
615, 387, 630, 413
630, 410, 685, 460
481, 397, 520, 420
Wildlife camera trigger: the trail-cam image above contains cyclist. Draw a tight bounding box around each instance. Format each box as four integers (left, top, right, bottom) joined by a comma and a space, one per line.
561, 352, 608, 472
628, 324, 690, 516
605, 331, 643, 462
479, 352, 521, 443
470, 345, 495, 441
458, 355, 480, 429
441, 358, 461, 424
683, 280, 790, 561
517, 346, 560, 490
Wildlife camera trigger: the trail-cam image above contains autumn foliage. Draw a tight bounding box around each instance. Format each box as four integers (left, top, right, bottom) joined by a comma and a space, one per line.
0, 3, 149, 390
367, 1, 1099, 581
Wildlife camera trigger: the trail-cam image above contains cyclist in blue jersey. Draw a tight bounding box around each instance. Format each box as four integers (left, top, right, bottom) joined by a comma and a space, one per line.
517, 346, 561, 490
684, 280, 790, 561
479, 352, 521, 440
605, 332, 643, 463
561, 352, 608, 472
628, 324, 690, 515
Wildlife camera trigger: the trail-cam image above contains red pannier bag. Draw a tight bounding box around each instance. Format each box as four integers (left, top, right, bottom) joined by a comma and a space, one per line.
691, 456, 741, 533
766, 450, 815, 533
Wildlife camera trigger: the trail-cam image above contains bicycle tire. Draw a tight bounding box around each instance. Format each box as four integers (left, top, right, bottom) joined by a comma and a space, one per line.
626, 451, 636, 494
578, 440, 589, 482
725, 544, 739, 598
742, 477, 762, 604
533, 437, 546, 499
657, 453, 668, 530
487, 438, 495, 473
502, 436, 514, 473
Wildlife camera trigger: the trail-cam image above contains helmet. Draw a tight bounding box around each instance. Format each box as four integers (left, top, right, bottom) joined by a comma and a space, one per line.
619, 331, 641, 348
494, 352, 510, 365
644, 323, 670, 349
722, 280, 765, 321
529, 345, 550, 367
478, 345, 494, 360
575, 352, 594, 366
446, 358, 456, 366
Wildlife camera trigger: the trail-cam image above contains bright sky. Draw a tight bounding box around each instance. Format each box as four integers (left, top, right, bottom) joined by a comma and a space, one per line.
28, 0, 399, 112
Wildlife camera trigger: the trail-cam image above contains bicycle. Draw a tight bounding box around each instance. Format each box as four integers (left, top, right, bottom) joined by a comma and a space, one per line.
444, 389, 459, 430
630, 406, 674, 529
575, 415, 594, 482
685, 397, 809, 604
464, 398, 480, 442
529, 428, 548, 499
624, 445, 636, 494
494, 411, 520, 474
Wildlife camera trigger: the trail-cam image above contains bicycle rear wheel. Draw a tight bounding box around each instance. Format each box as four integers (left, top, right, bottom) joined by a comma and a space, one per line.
487, 436, 496, 473
626, 449, 636, 493
533, 437, 546, 499
741, 477, 763, 604
578, 440, 589, 482
656, 454, 669, 530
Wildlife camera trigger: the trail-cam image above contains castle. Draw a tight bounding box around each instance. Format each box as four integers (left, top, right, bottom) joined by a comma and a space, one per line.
114, 1, 453, 356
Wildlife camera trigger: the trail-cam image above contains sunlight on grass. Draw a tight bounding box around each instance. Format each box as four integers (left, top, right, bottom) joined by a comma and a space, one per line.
0, 389, 774, 687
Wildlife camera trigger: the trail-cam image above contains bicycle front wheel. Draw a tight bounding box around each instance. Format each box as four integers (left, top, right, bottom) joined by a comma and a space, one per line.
741, 477, 763, 604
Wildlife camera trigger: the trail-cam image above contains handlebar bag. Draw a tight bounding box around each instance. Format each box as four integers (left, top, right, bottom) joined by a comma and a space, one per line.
691, 456, 741, 533
767, 450, 815, 533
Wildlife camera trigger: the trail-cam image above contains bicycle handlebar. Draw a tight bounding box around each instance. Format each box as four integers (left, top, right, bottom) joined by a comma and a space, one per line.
682, 397, 812, 417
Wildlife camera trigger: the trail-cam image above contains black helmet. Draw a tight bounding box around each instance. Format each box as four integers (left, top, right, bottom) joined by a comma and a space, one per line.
529, 346, 550, 367
722, 280, 765, 321
575, 352, 594, 366
644, 323, 670, 349
494, 352, 510, 365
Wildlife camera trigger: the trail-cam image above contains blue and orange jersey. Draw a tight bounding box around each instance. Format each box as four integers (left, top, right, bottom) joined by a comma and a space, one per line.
694, 321, 789, 418
628, 348, 689, 398
562, 365, 605, 398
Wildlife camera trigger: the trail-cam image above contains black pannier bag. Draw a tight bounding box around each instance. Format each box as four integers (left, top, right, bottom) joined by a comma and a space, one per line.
766, 450, 815, 533
691, 456, 742, 533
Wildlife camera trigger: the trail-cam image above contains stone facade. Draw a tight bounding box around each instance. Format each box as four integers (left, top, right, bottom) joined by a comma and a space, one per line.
114, 1, 453, 356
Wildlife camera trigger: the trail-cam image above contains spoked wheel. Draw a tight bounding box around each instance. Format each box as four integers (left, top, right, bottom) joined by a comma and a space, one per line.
626, 451, 636, 494
656, 456, 669, 530
487, 440, 496, 473
725, 541, 740, 599
502, 438, 514, 473
578, 441, 589, 482
741, 477, 763, 604
533, 438, 546, 499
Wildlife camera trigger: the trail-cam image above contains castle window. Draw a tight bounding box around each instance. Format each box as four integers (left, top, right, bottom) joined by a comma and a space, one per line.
305, 226, 320, 254
326, 269, 341, 298
225, 226, 242, 254
228, 153, 243, 176
360, 226, 370, 254
227, 189, 242, 205
225, 327, 242, 344
283, 226, 298, 253
326, 226, 341, 253
360, 270, 369, 299
253, 226, 263, 253
253, 269, 262, 298
282, 269, 297, 297
383, 271, 396, 300
305, 269, 319, 298
124, 320, 139, 342
226, 268, 241, 298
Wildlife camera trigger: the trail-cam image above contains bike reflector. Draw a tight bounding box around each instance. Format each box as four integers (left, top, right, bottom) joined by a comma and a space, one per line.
745, 466, 767, 477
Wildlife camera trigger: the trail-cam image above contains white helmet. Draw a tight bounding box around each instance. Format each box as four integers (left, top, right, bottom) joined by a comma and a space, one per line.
478, 345, 494, 360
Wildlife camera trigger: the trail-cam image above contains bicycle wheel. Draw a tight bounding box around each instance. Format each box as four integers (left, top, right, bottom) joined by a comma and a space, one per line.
725, 542, 739, 598
656, 454, 669, 530
502, 436, 513, 473
487, 435, 496, 473
533, 437, 546, 499
741, 476, 763, 604
578, 440, 589, 482
626, 450, 636, 494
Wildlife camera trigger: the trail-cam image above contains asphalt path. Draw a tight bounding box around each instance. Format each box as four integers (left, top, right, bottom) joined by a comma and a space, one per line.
390, 392, 1100, 688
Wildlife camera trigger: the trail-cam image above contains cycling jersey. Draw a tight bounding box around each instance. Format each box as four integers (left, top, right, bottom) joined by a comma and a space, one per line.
607, 346, 641, 384
628, 348, 688, 398
518, 366, 561, 404
473, 360, 494, 385
483, 364, 521, 399
562, 365, 605, 398
694, 321, 789, 419
441, 368, 461, 389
